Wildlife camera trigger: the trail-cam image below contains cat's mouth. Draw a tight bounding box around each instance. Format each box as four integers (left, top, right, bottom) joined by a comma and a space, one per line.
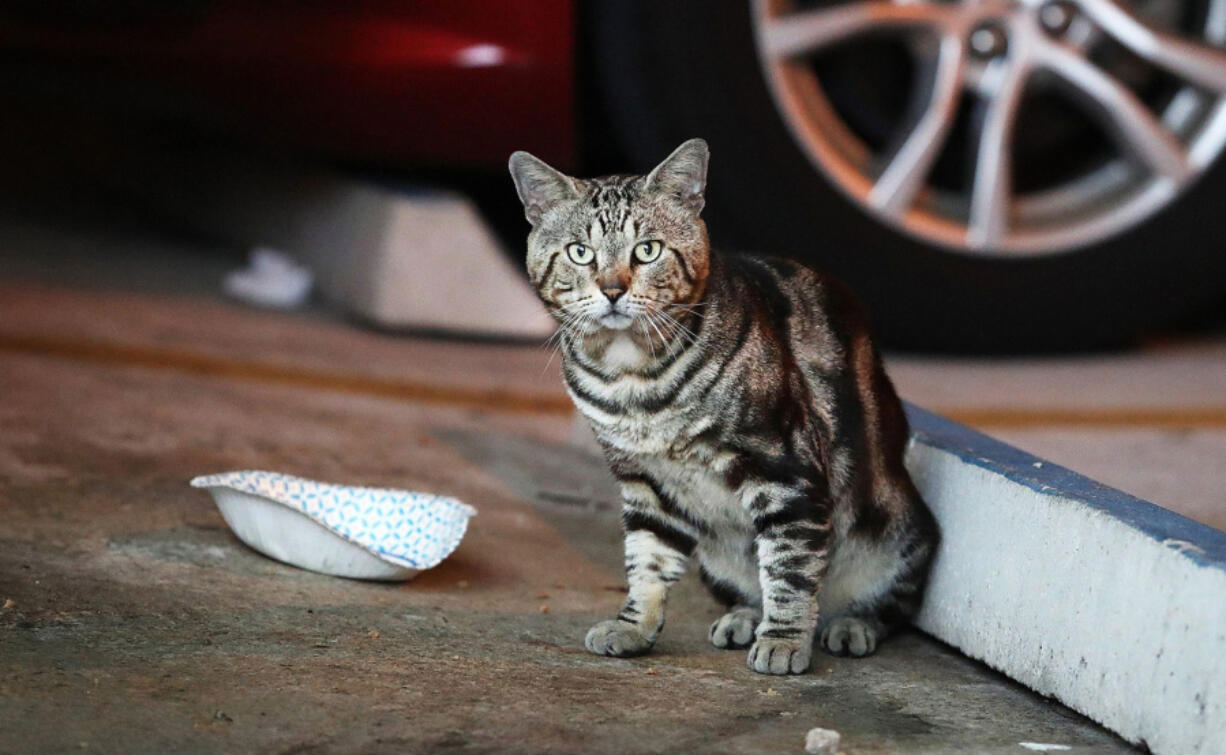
599, 311, 634, 330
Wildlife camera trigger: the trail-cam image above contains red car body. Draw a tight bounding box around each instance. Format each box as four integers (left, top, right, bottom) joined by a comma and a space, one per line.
0, 1, 576, 170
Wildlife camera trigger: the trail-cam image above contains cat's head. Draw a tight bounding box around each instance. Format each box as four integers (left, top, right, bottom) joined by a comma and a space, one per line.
508, 139, 710, 335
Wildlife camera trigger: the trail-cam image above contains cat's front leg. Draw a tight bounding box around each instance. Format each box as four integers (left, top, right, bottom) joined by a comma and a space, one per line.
744, 482, 831, 675
585, 500, 695, 658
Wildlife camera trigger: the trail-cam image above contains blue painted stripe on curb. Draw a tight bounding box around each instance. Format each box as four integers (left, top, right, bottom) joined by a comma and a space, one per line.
905, 402, 1226, 571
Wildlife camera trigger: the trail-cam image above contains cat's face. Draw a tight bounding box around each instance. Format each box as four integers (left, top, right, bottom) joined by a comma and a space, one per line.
509, 140, 710, 337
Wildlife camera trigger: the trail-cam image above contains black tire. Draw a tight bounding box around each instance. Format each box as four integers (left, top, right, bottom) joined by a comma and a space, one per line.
585, 1, 1226, 353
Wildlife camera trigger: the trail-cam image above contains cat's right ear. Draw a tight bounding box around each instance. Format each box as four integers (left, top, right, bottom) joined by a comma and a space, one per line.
508, 151, 580, 226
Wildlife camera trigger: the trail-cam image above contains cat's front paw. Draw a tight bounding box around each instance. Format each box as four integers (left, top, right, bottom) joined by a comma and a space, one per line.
709, 609, 759, 649
820, 617, 878, 657
747, 637, 812, 675
585, 619, 654, 657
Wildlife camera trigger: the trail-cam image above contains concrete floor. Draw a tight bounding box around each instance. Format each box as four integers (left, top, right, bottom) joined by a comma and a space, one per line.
0, 345, 1129, 754
5, 206, 1221, 752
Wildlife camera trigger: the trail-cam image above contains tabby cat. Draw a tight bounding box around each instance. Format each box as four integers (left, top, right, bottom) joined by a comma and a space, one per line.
508, 139, 939, 675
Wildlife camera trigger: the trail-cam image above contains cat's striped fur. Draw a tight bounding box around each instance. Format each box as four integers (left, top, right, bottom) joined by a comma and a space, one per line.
509, 139, 939, 675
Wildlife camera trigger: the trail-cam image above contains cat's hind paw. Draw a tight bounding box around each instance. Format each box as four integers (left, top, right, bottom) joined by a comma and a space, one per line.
820, 617, 878, 657
747, 637, 812, 675
585, 619, 654, 657
709, 608, 759, 649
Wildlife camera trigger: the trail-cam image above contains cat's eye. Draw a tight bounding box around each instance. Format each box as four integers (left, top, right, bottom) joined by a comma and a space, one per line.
566, 242, 594, 265
633, 240, 663, 264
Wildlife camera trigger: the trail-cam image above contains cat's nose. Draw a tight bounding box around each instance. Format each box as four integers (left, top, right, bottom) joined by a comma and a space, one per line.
603, 287, 625, 304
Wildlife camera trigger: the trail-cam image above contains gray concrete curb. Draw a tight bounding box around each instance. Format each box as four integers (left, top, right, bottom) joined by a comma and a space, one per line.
905, 404, 1226, 754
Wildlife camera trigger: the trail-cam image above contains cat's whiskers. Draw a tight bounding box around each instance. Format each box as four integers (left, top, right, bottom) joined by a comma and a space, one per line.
658, 301, 702, 344
639, 301, 695, 353
542, 312, 582, 375
541, 299, 599, 375
669, 304, 707, 328
657, 309, 699, 347
559, 308, 597, 358
635, 316, 658, 362
543, 301, 588, 346
639, 308, 671, 355
618, 300, 652, 349
658, 314, 693, 352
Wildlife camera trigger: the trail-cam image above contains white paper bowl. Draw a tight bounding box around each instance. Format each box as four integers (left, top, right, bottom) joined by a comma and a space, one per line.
190, 470, 476, 581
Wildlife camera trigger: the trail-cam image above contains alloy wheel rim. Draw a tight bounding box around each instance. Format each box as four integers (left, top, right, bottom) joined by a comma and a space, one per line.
751, 0, 1226, 256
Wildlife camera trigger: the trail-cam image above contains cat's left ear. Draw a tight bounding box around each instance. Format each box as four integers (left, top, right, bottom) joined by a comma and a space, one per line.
646, 138, 709, 215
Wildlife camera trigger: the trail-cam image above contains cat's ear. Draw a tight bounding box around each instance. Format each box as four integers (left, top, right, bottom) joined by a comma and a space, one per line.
508, 151, 581, 226
646, 138, 709, 215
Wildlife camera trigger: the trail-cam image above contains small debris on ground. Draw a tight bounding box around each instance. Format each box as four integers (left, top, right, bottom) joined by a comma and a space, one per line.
645, 667, 659, 676
367, 630, 380, 639
223, 247, 313, 309
804, 727, 840, 755
538, 604, 550, 614
2, 599, 14, 610
213, 710, 233, 724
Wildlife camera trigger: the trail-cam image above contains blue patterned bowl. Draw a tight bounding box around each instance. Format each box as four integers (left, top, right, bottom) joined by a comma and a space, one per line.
191, 470, 476, 581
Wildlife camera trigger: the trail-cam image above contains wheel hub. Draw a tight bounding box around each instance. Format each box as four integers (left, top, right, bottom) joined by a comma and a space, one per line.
751, 0, 1226, 256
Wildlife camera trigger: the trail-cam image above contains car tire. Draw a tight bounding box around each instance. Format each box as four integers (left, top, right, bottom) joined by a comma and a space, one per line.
586, 0, 1226, 352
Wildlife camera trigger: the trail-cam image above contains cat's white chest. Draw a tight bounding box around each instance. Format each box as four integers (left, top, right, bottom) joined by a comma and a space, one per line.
601, 334, 648, 372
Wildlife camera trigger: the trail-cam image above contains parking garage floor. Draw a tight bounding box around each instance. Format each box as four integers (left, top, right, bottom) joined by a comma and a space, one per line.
3, 204, 1220, 752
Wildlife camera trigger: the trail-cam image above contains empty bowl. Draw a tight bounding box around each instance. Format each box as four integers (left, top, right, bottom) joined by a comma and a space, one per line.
191, 470, 476, 581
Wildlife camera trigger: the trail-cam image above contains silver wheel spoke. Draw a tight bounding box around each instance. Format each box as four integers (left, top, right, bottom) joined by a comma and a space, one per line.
870, 34, 967, 216
968, 60, 1030, 250
1040, 42, 1191, 182
1075, 0, 1226, 94
758, 1, 952, 61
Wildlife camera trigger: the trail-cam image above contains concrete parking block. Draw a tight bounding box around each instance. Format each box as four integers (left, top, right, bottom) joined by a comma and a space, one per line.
907, 405, 1226, 755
